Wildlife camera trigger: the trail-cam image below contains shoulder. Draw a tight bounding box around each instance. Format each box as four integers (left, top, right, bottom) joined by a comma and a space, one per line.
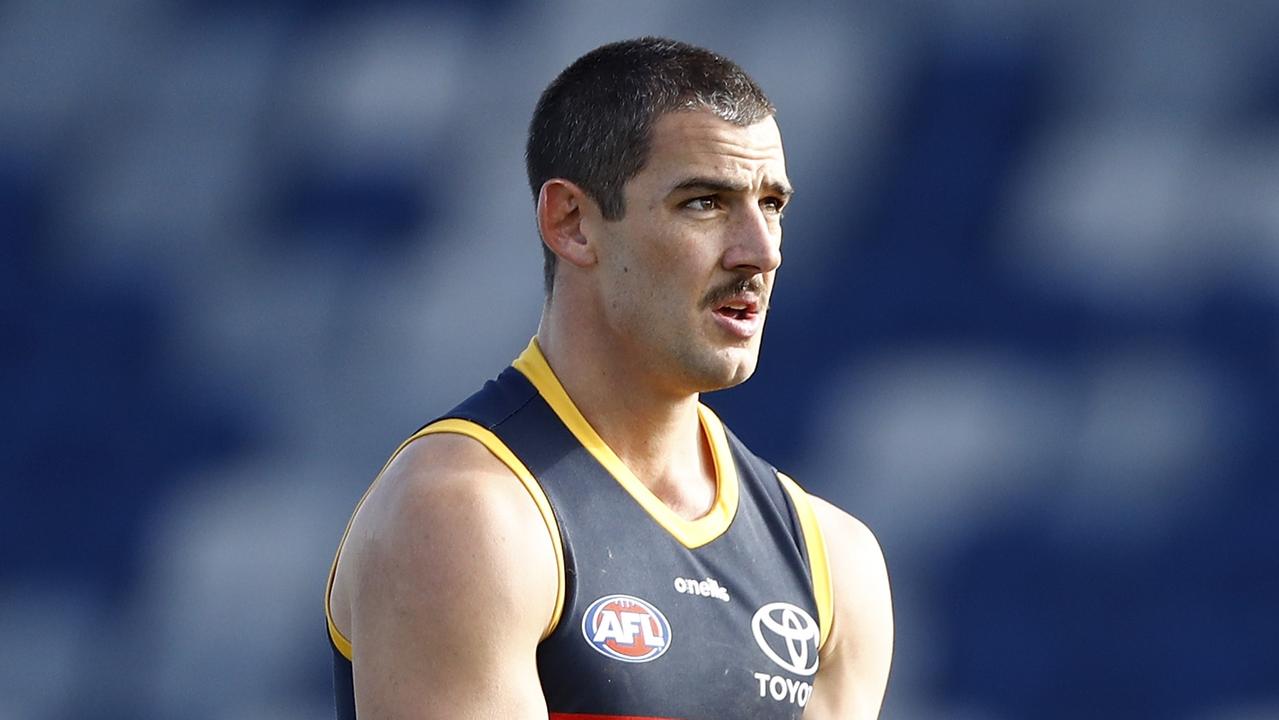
798, 490, 894, 718
360, 431, 547, 543
328, 428, 559, 715
807, 496, 888, 591
331, 429, 560, 647
806, 494, 891, 652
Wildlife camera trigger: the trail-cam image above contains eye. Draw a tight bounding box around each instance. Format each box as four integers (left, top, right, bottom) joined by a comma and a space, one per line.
760, 196, 786, 217
683, 196, 719, 212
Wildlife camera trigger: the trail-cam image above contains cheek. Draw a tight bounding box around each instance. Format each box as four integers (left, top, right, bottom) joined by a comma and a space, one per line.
610, 225, 712, 308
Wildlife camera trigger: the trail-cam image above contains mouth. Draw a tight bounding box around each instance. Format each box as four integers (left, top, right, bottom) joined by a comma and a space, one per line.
709, 292, 766, 339
713, 295, 761, 322
703, 276, 770, 340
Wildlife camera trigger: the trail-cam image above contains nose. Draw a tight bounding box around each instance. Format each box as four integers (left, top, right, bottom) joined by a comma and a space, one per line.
722, 204, 782, 274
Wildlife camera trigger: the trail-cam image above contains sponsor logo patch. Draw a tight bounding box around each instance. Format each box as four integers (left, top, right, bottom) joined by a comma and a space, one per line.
753, 671, 814, 708
672, 575, 730, 602
751, 601, 819, 676
582, 594, 671, 663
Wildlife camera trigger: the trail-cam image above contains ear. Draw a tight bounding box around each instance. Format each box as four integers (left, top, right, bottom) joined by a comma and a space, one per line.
537, 179, 598, 269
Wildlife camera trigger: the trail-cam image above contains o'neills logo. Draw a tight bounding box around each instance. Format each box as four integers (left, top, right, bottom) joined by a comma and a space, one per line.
582, 594, 671, 663
673, 575, 730, 602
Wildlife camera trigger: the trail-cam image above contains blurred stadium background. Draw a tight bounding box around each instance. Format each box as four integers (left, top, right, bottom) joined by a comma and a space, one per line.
3, 1, 1278, 718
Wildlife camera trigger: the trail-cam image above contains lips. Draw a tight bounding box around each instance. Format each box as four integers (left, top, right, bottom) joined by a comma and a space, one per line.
713, 294, 761, 320
711, 292, 766, 338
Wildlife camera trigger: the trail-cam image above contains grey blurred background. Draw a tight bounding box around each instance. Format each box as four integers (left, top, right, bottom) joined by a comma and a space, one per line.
3, 1, 1278, 718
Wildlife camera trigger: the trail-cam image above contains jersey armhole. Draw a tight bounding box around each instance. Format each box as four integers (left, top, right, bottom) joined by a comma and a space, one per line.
776, 472, 834, 649
324, 418, 568, 661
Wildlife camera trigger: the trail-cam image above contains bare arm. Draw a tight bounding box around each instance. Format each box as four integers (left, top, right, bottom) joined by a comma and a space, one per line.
331, 433, 559, 719
804, 496, 894, 719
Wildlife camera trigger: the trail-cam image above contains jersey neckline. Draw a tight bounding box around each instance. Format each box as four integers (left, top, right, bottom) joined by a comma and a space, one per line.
512, 337, 739, 549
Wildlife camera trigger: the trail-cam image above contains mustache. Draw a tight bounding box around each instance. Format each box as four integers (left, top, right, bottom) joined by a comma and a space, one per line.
701, 276, 770, 311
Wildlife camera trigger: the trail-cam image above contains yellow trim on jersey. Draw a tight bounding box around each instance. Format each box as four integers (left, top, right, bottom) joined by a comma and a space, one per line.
417, 420, 567, 638
777, 472, 834, 649
325, 418, 567, 661
513, 338, 739, 549
326, 429, 420, 661
327, 593, 354, 661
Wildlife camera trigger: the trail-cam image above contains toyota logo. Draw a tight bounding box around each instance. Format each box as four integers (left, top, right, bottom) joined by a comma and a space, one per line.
751, 602, 819, 676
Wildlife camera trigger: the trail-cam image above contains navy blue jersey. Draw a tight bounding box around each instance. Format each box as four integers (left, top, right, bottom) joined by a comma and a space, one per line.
327, 340, 833, 719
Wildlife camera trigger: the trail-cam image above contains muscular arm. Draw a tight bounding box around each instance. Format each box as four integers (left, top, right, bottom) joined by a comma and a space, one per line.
330, 433, 559, 719
804, 496, 894, 719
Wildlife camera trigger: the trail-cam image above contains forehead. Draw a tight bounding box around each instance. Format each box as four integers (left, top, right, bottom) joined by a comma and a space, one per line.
637, 110, 788, 190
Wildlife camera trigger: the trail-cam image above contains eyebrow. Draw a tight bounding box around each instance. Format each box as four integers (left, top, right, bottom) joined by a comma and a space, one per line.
670, 176, 795, 199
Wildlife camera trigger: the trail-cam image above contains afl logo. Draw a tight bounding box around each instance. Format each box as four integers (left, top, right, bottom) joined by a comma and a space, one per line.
752, 602, 819, 676
582, 594, 672, 663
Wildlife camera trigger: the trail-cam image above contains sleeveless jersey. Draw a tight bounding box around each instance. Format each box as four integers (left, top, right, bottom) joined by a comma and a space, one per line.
326, 339, 834, 719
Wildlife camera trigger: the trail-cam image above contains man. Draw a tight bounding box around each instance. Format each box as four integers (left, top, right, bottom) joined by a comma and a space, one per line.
326, 37, 892, 719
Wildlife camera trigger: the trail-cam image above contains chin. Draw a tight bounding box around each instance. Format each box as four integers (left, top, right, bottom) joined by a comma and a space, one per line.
696, 350, 759, 392
727, 360, 759, 387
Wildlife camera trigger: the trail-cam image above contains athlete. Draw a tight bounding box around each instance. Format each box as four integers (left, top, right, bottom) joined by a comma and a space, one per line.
326, 37, 893, 719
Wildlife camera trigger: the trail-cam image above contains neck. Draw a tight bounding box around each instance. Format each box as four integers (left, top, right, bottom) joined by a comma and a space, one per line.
536, 300, 716, 519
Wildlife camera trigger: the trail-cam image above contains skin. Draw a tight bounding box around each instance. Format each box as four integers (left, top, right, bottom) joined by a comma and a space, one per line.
328, 109, 893, 718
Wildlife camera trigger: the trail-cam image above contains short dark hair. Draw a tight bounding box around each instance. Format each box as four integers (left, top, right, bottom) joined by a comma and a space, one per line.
526, 37, 776, 294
